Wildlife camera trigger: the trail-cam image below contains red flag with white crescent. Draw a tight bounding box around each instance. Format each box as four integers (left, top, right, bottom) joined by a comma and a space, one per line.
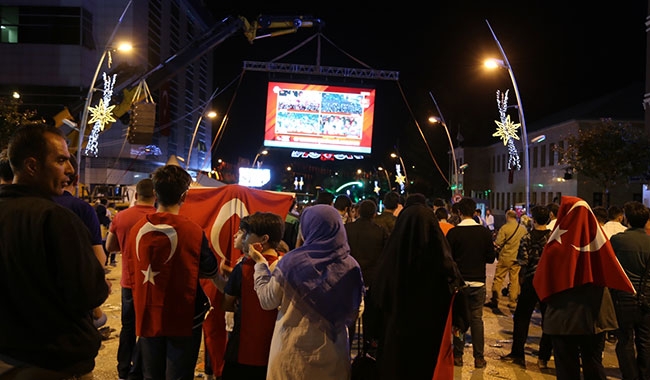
180, 184, 295, 376
533, 196, 635, 302
432, 291, 455, 380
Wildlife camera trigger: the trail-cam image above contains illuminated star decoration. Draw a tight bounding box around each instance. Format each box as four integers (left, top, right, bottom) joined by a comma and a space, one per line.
85, 72, 116, 157
493, 115, 520, 145
374, 180, 380, 195
493, 90, 521, 171
394, 164, 406, 193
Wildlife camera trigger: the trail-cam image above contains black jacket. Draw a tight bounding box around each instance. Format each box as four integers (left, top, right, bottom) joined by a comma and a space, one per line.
0, 184, 109, 375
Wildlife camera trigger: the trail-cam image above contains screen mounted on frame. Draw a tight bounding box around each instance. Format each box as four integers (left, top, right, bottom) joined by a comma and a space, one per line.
263, 81, 376, 154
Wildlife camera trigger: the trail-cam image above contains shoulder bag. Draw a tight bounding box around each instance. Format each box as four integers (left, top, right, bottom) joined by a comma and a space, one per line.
495, 223, 520, 259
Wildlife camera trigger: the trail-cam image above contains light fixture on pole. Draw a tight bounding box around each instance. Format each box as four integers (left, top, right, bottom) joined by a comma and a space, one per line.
251, 149, 269, 168
390, 150, 408, 194
485, 19, 530, 214
427, 92, 460, 197
76, 0, 133, 190
377, 166, 391, 190
186, 86, 219, 171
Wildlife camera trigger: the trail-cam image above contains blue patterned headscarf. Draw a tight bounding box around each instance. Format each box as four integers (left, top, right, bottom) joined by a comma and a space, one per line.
275, 204, 364, 341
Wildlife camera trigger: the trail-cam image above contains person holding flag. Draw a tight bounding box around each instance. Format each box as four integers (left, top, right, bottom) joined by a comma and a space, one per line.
125, 164, 220, 379
533, 196, 635, 380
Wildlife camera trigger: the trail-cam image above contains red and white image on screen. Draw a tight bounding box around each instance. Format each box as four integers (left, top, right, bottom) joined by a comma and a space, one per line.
264, 81, 375, 154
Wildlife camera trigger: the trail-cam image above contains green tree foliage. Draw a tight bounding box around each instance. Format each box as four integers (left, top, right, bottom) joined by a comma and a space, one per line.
0, 97, 45, 149
556, 118, 650, 201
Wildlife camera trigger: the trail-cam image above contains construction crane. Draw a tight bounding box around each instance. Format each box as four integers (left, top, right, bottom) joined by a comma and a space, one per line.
63, 14, 323, 152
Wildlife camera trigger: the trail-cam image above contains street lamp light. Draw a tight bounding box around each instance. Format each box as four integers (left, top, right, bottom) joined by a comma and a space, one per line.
428, 92, 460, 197
186, 86, 219, 171
377, 166, 391, 190
251, 149, 269, 168
485, 19, 530, 214
390, 151, 408, 180
390, 150, 408, 194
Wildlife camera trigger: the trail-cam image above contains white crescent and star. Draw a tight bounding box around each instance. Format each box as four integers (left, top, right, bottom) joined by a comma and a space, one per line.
548, 200, 607, 252
210, 198, 249, 261
135, 222, 178, 285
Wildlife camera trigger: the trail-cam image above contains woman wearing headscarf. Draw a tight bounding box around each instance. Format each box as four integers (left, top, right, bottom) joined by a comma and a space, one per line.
248, 204, 364, 380
372, 193, 466, 379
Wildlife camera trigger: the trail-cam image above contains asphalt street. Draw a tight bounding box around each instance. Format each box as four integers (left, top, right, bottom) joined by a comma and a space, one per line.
92, 259, 623, 379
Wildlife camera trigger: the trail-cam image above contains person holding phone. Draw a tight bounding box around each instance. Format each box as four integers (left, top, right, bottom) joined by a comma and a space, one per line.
220, 212, 284, 380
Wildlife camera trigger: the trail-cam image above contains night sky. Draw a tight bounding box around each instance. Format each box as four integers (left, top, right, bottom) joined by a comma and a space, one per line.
206, 2, 647, 192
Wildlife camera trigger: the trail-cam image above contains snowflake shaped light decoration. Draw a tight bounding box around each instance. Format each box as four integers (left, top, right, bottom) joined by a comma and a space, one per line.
493, 90, 521, 171
373, 180, 380, 195
492, 114, 520, 145
87, 99, 116, 127
85, 72, 116, 157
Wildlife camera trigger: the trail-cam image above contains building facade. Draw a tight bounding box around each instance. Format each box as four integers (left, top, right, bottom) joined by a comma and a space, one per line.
0, 0, 216, 199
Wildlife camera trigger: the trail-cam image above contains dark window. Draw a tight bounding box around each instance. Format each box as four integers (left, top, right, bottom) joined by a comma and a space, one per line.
0, 6, 88, 46
549, 143, 555, 166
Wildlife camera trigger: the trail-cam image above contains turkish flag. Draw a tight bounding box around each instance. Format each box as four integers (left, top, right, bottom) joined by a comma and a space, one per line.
533, 196, 635, 302
180, 184, 295, 376
432, 291, 456, 380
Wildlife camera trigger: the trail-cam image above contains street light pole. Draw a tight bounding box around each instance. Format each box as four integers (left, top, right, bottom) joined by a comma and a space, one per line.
251, 149, 269, 168
77, 49, 108, 180
485, 19, 530, 214
76, 0, 133, 193
428, 92, 460, 196
186, 86, 219, 171
390, 151, 408, 181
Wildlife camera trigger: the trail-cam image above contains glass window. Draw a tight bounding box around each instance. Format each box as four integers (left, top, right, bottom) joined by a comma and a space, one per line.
1, 6, 85, 45
549, 143, 555, 166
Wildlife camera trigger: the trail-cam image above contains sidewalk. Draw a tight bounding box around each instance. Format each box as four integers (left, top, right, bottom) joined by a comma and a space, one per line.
92, 259, 623, 379
454, 262, 622, 380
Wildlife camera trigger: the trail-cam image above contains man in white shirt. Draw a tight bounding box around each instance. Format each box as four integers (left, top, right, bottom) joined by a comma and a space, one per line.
602, 205, 628, 238
546, 203, 559, 231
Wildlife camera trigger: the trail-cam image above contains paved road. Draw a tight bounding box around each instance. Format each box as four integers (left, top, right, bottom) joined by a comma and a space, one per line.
92, 259, 623, 379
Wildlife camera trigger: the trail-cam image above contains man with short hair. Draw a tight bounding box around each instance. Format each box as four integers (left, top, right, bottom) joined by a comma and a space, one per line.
345, 199, 388, 353
106, 178, 156, 380
486, 209, 528, 309
435, 207, 454, 235
126, 165, 220, 379
546, 202, 559, 231
374, 191, 399, 235
53, 157, 110, 329
0, 123, 109, 378
500, 205, 553, 369
603, 205, 628, 239
334, 194, 352, 223
446, 197, 496, 368
609, 201, 650, 380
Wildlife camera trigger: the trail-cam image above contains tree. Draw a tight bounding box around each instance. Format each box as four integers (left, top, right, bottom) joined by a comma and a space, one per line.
555, 118, 650, 207
0, 97, 45, 149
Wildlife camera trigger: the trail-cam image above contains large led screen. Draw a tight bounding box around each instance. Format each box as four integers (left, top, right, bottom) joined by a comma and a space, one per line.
263, 81, 376, 154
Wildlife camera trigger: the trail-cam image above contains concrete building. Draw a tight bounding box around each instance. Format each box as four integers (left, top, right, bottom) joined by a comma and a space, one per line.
0, 0, 216, 199
453, 83, 646, 217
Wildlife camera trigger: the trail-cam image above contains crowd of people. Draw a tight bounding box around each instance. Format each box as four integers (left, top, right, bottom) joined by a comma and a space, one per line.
1, 122, 650, 380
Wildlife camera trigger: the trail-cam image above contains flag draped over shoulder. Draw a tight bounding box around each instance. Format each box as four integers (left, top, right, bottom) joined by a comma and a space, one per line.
533, 195, 635, 302
432, 291, 456, 380
179, 184, 295, 376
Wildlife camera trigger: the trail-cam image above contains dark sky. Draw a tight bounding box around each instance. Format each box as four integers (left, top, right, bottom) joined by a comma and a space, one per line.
206, 2, 647, 191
